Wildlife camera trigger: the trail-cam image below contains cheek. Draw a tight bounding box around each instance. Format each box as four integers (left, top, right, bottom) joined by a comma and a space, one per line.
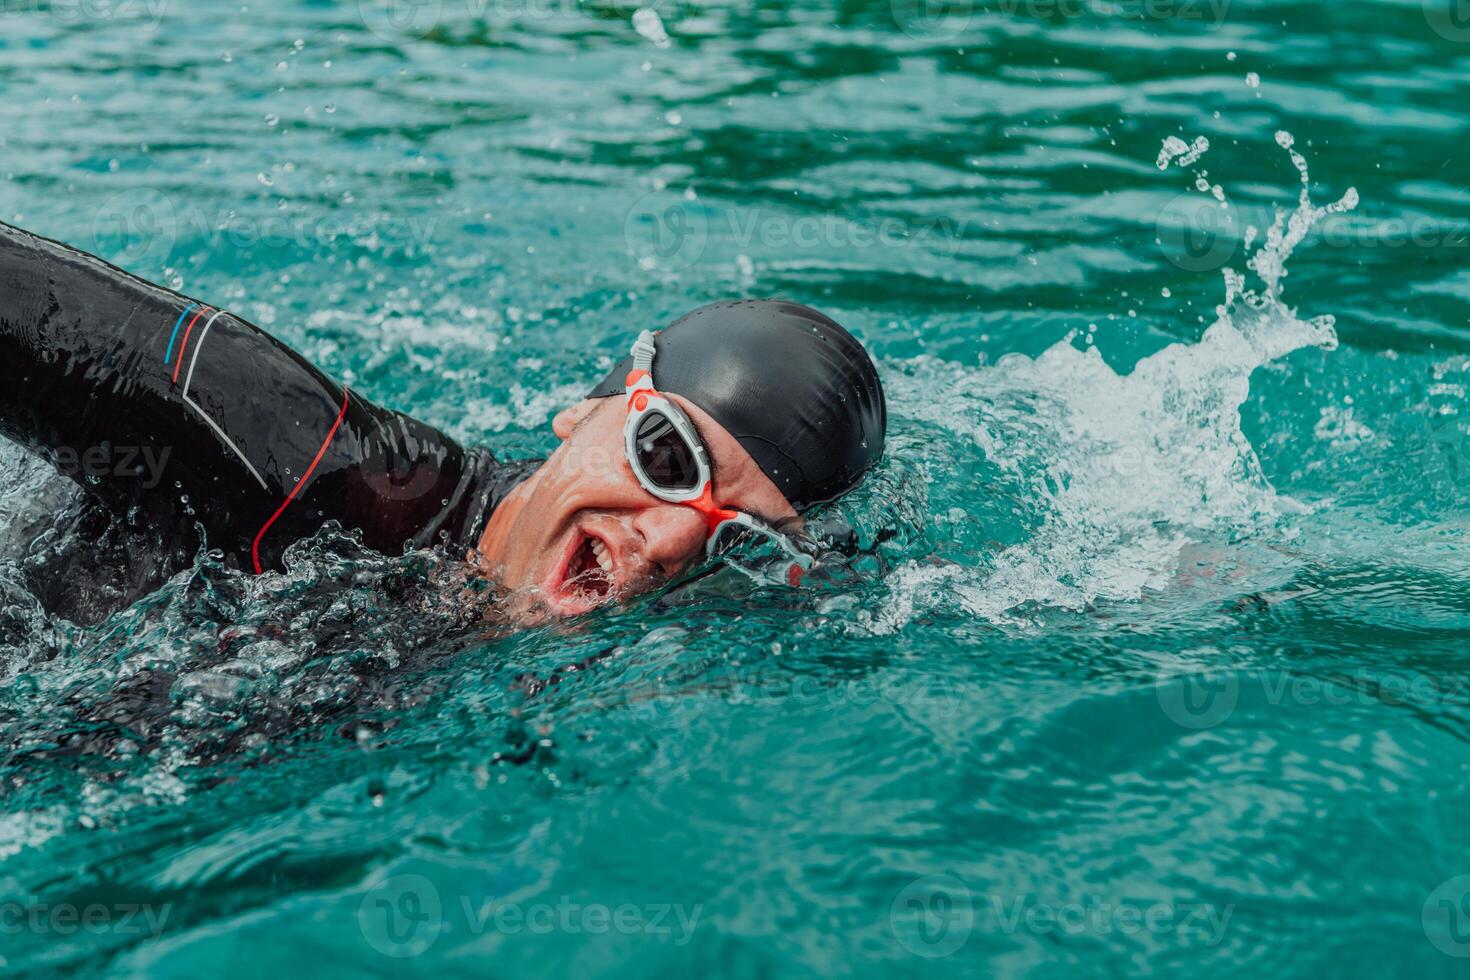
574, 444, 620, 484
499, 517, 543, 588
498, 481, 567, 587
558, 427, 630, 487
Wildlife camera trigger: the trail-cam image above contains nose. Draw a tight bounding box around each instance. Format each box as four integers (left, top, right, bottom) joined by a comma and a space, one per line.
632, 503, 708, 575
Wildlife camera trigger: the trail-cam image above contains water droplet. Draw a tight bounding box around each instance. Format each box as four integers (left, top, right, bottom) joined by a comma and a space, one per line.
632, 8, 671, 48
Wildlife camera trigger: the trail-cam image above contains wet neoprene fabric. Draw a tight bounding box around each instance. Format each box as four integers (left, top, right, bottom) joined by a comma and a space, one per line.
0, 220, 536, 573
589, 300, 887, 511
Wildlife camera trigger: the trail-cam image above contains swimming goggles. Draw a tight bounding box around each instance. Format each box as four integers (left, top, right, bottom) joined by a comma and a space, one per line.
622, 329, 814, 587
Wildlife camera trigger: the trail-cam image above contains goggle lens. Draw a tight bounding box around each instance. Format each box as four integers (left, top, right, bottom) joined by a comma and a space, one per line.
709, 521, 756, 556
634, 410, 701, 492
709, 516, 810, 573
621, 338, 813, 588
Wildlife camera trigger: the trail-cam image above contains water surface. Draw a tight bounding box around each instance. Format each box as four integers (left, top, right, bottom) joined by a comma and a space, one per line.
1, 0, 1469, 975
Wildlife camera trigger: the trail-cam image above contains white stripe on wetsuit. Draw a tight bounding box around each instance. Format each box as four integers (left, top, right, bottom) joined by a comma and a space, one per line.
178, 309, 269, 492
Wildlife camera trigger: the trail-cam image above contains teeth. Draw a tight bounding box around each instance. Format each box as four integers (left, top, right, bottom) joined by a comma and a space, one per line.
589, 537, 613, 575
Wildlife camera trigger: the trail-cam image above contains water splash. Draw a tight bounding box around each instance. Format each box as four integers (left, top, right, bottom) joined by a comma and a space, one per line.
0, 521, 510, 826
1230, 130, 1359, 308
872, 131, 1359, 629
632, 8, 671, 48
1157, 135, 1209, 170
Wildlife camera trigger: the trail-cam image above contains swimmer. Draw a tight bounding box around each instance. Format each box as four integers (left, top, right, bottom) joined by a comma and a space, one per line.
0, 220, 886, 619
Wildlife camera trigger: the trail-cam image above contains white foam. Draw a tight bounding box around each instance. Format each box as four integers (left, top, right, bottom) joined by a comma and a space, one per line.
1157, 134, 1209, 170
872, 132, 1358, 628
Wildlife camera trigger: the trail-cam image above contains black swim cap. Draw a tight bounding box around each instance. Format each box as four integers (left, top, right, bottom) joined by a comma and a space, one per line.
589, 300, 886, 511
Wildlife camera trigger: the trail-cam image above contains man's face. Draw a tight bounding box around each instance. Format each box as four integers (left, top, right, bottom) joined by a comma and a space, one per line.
475, 393, 798, 618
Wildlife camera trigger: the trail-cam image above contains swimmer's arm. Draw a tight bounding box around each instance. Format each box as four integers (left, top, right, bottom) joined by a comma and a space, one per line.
0, 219, 525, 571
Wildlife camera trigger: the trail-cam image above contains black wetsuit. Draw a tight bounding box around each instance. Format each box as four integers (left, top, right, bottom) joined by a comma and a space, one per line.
0, 220, 536, 575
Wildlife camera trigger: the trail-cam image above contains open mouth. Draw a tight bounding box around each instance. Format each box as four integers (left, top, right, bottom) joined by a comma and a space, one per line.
551, 531, 615, 612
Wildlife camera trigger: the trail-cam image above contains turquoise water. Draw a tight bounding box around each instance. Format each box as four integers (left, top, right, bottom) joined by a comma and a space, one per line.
2, 0, 1470, 975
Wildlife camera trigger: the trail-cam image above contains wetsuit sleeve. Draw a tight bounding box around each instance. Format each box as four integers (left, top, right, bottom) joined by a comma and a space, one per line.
0, 220, 531, 573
